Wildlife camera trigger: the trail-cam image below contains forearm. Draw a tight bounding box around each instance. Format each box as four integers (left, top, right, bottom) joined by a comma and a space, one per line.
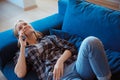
14, 46, 27, 78
53, 50, 72, 79
57, 50, 72, 63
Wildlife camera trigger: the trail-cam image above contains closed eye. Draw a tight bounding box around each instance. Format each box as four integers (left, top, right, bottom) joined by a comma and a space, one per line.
23, 23, 27, 26
18, 26, 22, 31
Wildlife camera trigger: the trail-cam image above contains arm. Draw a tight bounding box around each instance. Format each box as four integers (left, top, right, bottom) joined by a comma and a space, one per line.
52, 35, 77, 80
53, 49, 72, 80
14, 32, 27, 78
14, 46, 27, 78
57, 50, 72, 63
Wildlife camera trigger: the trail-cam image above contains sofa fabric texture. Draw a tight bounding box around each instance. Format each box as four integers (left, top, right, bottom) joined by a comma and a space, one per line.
0, 0, 120, 80
58, 0, 69, 15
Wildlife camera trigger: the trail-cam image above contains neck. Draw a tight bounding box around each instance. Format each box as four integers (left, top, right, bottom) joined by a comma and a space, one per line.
28, 39, 37, 45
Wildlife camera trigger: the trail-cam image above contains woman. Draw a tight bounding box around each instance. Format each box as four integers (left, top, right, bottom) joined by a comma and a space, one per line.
13, 20, 111, 80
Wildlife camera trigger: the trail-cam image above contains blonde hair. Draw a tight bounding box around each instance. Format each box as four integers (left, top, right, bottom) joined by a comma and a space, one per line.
13, 20, 23, 38
13, 20, 44, 47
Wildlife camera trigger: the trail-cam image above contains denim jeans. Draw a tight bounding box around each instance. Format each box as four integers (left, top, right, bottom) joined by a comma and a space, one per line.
62, 36, 111, 80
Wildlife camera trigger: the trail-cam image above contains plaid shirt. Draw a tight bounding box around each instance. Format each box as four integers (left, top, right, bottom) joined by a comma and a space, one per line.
14, 35, 77, 80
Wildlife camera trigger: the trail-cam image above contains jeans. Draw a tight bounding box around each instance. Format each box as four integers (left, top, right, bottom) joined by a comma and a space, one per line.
62, 36, 111, 80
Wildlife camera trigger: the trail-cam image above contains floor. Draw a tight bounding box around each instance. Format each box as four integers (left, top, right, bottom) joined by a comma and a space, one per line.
0, 71, 7, 80
0, 0, 57, 80
0, 0, 58, 32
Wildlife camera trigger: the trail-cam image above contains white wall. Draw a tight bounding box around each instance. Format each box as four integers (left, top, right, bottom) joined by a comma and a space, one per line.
7, 0, 37, 9
7, 0, 24, 8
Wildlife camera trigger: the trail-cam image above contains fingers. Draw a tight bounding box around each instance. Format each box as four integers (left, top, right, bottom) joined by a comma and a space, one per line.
18, 32, 26, 47
53, 67, 63, 80
53, 68, 58, 80
57, 69, 60, 80
19, 30, 24, 36
19, 31, 26, 41
53, 61, 64, 80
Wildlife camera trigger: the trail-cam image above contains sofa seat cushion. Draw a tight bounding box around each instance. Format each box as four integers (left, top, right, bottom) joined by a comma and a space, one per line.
62, 0, 120, 51
106, 50, 120, 74
2, 60, 38, 80
106, 50, 120, 80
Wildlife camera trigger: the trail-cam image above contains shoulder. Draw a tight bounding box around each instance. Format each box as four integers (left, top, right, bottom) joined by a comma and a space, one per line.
46, 35, 57, 38
42, 35, 58, 39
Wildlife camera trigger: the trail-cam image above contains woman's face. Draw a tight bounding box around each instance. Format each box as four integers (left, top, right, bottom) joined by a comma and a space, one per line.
16, 21, 34, 37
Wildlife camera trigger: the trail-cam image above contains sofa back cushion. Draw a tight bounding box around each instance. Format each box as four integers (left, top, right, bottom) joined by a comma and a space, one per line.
62, 0, 120, 51
58, 0, 69, 16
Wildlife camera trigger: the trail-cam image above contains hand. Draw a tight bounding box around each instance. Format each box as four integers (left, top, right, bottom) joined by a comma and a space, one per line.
53, 60, 64, 80
19, 31, 26, 47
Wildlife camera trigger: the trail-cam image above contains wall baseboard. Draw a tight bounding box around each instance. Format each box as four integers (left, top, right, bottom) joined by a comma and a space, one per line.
24, 5, 37, 11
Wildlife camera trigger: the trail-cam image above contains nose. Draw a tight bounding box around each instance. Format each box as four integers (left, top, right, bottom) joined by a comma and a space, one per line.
23, 25, 27, 30
20, 26, 26, 32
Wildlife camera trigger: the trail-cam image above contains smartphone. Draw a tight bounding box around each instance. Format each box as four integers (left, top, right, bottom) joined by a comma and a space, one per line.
18, 32, 26, 41
22, 35, 26, 41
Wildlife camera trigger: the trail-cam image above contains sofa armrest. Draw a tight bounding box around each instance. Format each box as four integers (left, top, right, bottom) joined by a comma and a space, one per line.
0, 13, 64, 70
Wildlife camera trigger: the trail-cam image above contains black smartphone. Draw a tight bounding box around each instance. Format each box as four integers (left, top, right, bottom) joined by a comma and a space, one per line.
22, 35, 26, 41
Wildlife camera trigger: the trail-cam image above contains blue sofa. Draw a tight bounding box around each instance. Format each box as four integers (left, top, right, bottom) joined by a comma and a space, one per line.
0, 0, 120, 80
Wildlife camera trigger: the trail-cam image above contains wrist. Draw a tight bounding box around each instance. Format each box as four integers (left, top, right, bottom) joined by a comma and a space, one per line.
21, 44, 26, 48
57, 58, 64, 63
20, 45, 25, 52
